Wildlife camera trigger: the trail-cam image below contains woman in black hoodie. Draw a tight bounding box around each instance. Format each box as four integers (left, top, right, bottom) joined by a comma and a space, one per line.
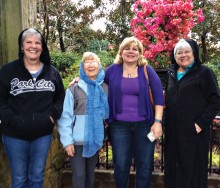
0, 28, 65, 187
164, 38, 220, 188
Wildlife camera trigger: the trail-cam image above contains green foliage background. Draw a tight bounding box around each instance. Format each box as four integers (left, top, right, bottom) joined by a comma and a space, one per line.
51, 51, 116, 89
206, 57, 220, 88
51, 51, 220, 90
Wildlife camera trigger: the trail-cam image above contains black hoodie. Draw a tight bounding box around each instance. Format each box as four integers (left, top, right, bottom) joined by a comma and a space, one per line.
0, 28, 65, 140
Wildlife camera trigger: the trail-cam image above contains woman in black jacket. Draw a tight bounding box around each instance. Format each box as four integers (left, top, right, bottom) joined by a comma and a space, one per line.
0, 28, 65, 187
164, 38, 220, 188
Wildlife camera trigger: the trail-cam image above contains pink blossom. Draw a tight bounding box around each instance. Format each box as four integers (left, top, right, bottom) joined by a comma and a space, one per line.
196, 9, 205, 23
130, 0, 205, 66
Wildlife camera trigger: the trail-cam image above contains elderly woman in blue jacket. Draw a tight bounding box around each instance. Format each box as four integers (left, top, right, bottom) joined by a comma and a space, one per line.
58, 52, 109, 188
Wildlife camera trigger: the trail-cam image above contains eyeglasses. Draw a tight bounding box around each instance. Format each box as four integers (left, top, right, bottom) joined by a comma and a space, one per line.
83, 61, 98, 66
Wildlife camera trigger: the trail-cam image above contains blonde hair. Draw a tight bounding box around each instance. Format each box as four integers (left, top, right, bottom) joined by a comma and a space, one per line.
82, 52, 101, 64
114, 36, 148, 66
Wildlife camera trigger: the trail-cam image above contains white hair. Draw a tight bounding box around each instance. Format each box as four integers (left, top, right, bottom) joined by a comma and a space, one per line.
22, 28, 41, 43
174, 39, 192, 57
82, 52, 100, 64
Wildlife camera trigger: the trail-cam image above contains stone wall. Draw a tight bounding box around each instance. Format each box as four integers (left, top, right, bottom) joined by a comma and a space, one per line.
0, 130, 10, 187
44, 127, 65, 188
62, 170, 220, 188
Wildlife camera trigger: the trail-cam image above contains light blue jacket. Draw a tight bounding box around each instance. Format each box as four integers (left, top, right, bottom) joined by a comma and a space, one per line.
57, 79, 108, 148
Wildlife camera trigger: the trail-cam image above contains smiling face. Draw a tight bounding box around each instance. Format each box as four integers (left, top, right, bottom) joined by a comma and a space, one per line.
83, 55, 100, 80
22, 34, 42, 62
121, 43, 140, 65
175, 47, 194, 69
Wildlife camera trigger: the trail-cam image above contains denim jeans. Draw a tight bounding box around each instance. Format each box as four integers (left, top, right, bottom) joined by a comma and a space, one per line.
110, 120, 155, 188
2, 134, 52, 188
70, 145, 98, 188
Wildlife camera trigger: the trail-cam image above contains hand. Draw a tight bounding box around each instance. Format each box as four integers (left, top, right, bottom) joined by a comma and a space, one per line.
151, 122, 163, 139
195, 123, 202, 134
68, 77, 80, 87
64, 144, 75, 157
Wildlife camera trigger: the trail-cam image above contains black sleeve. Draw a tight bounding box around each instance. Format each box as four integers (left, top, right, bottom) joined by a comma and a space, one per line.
195, 67, 220, 129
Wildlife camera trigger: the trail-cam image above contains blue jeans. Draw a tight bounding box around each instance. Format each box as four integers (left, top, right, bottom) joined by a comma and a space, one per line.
2, 134, 52, 188
110, 120, 155, 188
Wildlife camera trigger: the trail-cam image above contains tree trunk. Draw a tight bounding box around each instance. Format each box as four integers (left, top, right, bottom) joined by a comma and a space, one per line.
57, 17, 65, 52
201, 31, 207, 63
42, 0, 50, 43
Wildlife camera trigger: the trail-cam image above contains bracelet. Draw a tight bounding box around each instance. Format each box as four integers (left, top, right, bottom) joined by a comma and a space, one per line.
154, 119, 162, 123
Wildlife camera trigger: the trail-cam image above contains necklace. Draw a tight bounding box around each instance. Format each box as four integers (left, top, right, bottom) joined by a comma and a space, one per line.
123, 65, 138, 78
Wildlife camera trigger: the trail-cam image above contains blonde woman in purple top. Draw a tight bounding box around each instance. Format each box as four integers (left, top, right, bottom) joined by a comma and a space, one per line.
104, 36, 164, 188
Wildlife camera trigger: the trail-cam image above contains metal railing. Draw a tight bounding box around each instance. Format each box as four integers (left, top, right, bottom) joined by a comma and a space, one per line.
208, 116, 220, 174
64, 117, 220, 175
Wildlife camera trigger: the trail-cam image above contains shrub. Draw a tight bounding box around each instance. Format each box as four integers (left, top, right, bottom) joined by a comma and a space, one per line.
206, 58, 220, 87
96, 50, 116, 70
212, 118, 220, 148
51, 52, 75, 73
209, 147, 220, 167
51, 52, 81, 89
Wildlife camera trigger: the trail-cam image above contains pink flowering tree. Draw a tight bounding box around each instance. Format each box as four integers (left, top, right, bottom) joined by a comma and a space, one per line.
130, 0, 205, 67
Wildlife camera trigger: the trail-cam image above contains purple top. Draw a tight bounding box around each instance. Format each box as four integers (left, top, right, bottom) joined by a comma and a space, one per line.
105, 64, 164, 125
116, 77, 145, 122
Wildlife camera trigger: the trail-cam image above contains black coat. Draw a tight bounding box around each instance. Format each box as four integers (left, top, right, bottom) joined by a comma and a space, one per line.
164, 62, 220, 188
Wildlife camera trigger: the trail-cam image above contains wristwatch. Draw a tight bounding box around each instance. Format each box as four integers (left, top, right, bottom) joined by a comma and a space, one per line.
154, 119, 162, 123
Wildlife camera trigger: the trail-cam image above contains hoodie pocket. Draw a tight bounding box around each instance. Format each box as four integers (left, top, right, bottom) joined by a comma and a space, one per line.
33, 113, 54, 136
12, 115, 34, 135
